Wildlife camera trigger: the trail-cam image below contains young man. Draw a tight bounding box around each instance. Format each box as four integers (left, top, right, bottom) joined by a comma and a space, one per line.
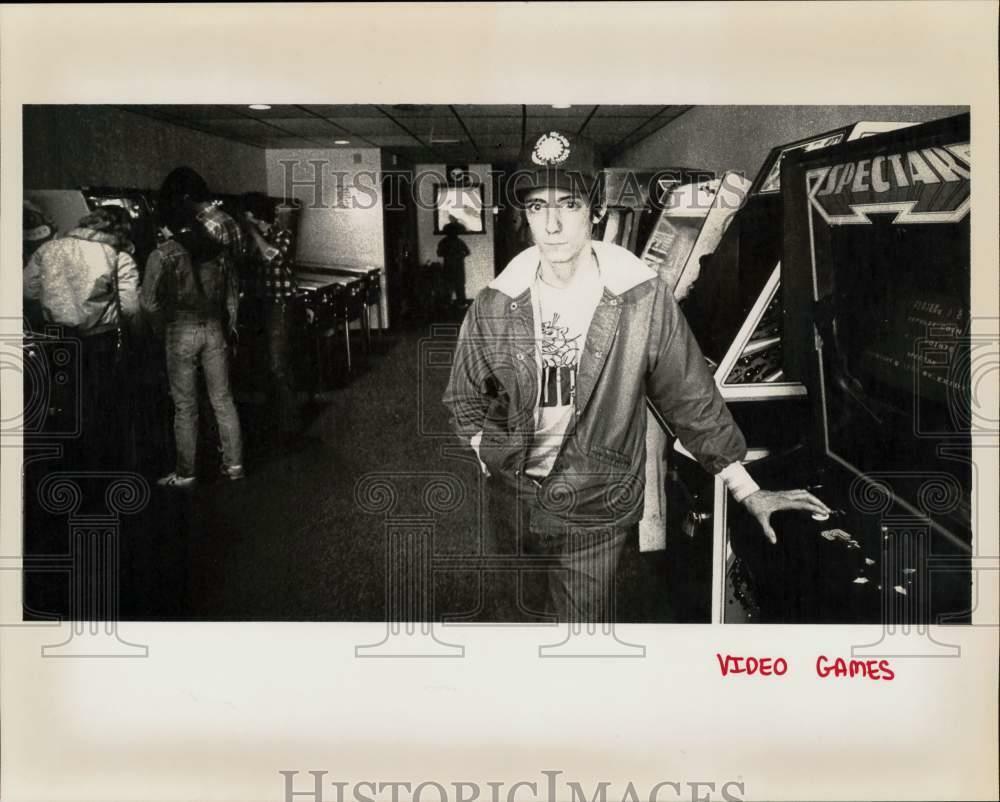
23, 206, 140, 468
142, 168, 245, 487
443, 131, 829, 622
240, 192, 300, 439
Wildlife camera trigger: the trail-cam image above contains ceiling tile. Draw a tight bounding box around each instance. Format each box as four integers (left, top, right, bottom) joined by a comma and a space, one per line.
365, 135, 429, 147
299, 104, 382, 118
452, 104, 523, 118
318, 116, 403, 136
268, 118, 349, 137
398, 118, 465, 141
525, 116, 594, 136
307, 138, 381, 149
376, 104, 451, 117
465, 117, 523, 135
524, 104, 593, 117
593, 105, 666, 117
224, 104, 304, 118
260, 137, 326, 150
127, 104, 247, 121
197, 118, 282, 138
584, 117, 659, 140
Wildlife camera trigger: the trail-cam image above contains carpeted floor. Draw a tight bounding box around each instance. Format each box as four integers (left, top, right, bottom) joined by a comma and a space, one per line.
23, 312, 712, 622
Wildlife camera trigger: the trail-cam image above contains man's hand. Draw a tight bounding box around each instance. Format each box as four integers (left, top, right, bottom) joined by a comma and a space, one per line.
740, 489, 831, 545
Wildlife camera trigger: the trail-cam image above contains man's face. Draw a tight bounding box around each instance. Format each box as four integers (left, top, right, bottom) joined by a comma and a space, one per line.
522, 187, 593, 266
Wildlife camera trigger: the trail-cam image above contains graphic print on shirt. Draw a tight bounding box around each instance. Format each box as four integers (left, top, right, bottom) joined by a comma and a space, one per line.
540, 312, 581, 407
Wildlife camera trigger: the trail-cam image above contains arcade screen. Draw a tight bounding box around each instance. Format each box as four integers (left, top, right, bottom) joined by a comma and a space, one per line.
782, 114, 972, 543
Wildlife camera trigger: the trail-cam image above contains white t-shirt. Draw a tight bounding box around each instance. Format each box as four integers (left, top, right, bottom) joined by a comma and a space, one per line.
524, 260, 604, 479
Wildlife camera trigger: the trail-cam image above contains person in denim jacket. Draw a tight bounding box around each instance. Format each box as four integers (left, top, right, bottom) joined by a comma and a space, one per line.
142, 168, 244, 488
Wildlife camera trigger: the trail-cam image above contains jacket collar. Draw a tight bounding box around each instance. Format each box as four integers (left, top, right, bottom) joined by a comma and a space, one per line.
67, 227, 117, 245
489, 241, 656, 299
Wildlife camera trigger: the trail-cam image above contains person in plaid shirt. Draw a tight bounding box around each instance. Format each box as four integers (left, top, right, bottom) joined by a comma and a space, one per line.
241, 192, 300, 437
197, 201, 246, 274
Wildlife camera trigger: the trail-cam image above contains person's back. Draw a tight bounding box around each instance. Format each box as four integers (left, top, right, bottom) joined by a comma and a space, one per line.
143, 176, 244, 488
24, 209, 139, 335
436, 230, 471, 307
437, 232, 469, 268
23, 206, 140, 468
145, 228, 227, 324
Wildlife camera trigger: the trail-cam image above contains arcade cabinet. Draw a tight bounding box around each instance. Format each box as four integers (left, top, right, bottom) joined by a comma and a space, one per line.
638, 172, 751, 560
730, 113, 973, 624
663, 120, 930, 623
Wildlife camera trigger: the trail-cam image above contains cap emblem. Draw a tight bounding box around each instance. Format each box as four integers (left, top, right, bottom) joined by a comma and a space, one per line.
532, 132, 571, 166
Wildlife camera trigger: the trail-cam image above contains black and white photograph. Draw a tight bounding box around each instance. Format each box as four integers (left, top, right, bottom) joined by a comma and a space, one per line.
1, 4, 997, 802
17, 103, 977, 627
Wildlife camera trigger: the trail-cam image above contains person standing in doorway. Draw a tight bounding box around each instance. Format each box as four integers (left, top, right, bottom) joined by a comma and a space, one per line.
437, 221, 471, 309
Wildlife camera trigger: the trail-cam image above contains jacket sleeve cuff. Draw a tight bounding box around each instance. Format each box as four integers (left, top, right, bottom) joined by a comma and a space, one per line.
470, 431, 491, 477
717, 462, 759, 503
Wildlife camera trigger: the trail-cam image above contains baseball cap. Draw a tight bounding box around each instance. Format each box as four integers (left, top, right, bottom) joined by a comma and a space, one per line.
512, 130, 603, 205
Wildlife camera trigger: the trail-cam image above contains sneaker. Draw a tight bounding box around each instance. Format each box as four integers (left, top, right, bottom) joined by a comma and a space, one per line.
157, 472, 196, 488
221, 464, 245, 481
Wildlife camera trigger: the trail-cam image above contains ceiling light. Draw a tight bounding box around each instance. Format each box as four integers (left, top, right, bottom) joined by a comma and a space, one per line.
248, 104, 271, 111
334, 139, 351, 145
551, 104, 572, 109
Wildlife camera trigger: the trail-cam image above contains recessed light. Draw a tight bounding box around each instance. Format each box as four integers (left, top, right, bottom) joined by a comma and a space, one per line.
551, 104, 572, 110
248, 104, 271, 111
334, 139, 351, 145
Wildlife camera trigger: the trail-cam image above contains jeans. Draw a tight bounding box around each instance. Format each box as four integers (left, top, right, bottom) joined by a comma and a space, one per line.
165, 318, 243, 477
486, 477, 632, 623
264, 301, 299, 434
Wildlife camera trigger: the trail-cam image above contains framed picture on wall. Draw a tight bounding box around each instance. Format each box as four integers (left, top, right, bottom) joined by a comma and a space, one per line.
445, 164, 474, 187
434, 183, 486, 234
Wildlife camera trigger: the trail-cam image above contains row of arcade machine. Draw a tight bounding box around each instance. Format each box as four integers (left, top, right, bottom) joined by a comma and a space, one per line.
613, 114, 974, 625
22, 188, 384, 469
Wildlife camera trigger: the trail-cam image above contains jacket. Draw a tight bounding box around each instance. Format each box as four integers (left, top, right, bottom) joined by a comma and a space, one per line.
23, 228, 139, 335
141, 239, 239, 326
443, 240, 748, 527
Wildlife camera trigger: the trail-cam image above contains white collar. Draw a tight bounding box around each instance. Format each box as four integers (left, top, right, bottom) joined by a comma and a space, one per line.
490, 241, 656, 298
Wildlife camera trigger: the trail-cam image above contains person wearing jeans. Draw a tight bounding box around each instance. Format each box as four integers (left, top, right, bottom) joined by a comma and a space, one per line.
164, 317, 243, 482
143, 172, 245, 487
240, 192, 300, 439
443, 130, 831, 622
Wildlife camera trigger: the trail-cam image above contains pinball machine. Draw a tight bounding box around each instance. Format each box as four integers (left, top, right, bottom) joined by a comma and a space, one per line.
677, 113, 973, 624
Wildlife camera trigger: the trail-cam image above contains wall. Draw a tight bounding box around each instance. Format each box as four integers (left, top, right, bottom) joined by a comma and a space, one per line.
23, 105, 266, 193
265, 148, 384, 269
415, 163, 495, 298
612, 105, 967, 179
